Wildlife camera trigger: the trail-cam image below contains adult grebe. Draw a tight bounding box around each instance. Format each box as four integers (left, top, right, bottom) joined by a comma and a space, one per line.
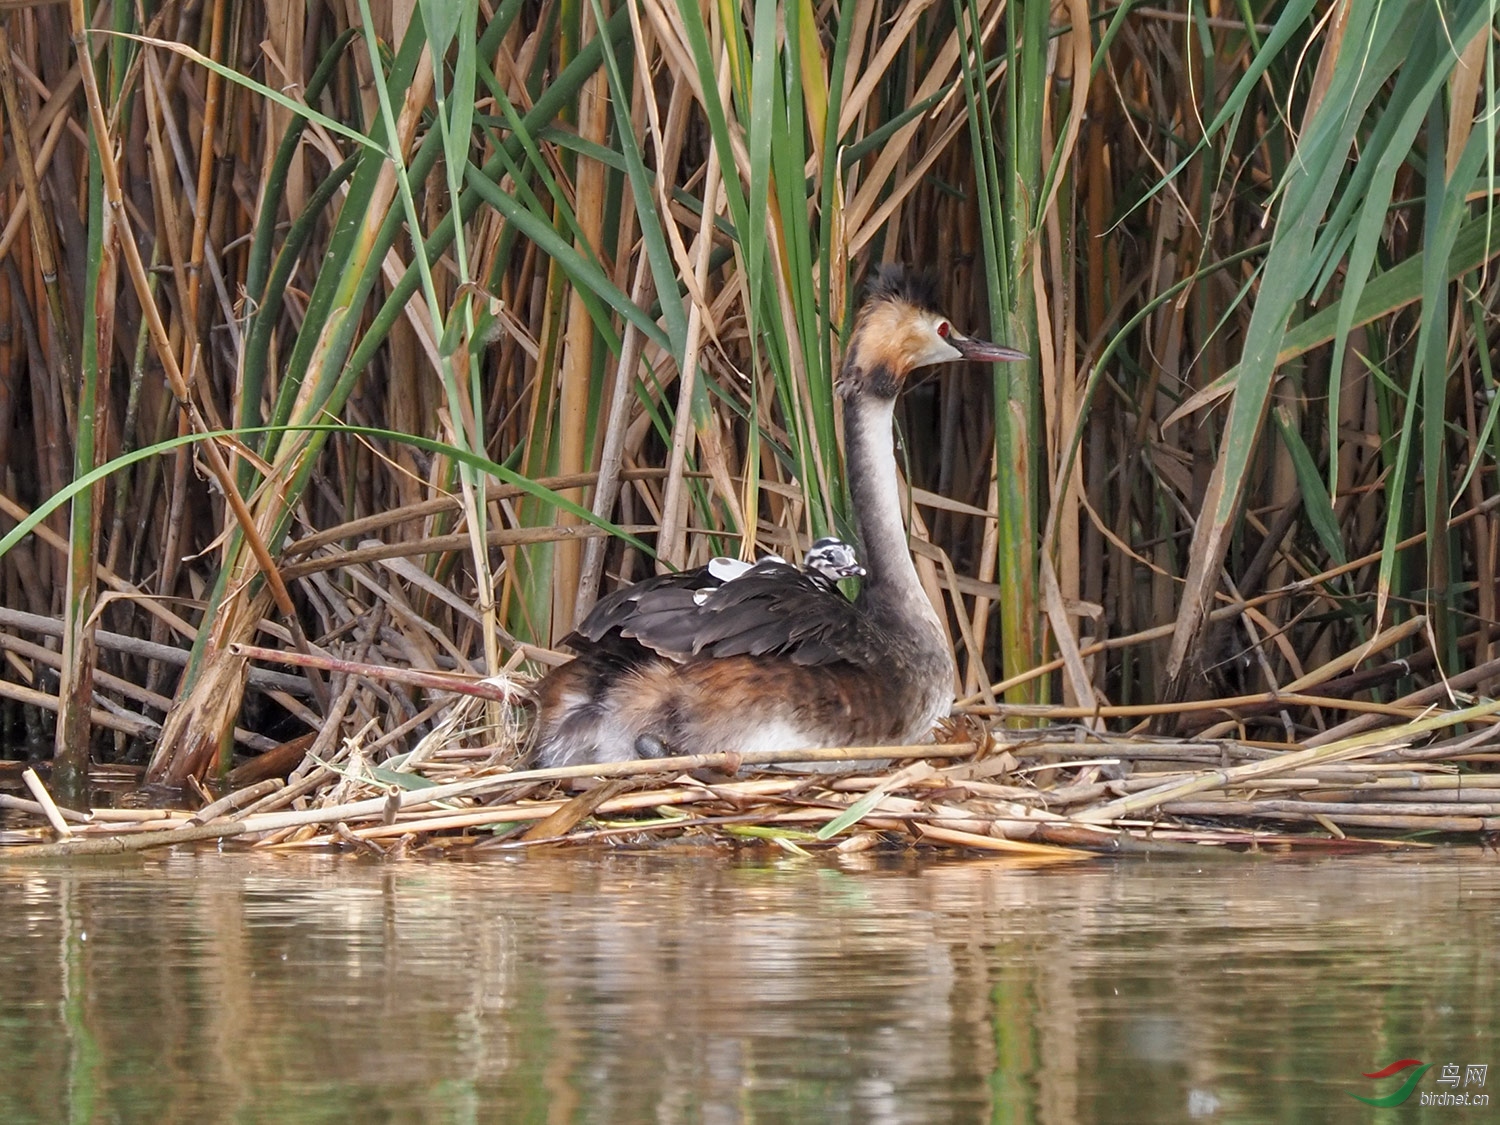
532, 267, 1026, 767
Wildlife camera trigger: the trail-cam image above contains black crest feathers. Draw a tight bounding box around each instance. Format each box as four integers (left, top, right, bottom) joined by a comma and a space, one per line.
862, 264, 941, 313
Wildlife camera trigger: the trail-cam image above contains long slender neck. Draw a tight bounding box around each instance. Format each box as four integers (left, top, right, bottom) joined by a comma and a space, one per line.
843, 390, 939, 633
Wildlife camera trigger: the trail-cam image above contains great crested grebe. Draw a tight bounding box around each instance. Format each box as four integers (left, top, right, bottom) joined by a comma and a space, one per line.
532, 266, 1027, 768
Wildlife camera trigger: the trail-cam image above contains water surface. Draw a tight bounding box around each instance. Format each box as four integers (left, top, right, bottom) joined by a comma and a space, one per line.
1, 847, 1496, 1123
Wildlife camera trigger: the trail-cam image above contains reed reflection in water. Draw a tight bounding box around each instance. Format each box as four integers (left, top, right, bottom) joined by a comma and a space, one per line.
0, 849, 1496, 1123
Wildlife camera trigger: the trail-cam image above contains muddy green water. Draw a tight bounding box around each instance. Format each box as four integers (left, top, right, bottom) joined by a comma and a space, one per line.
0, 848, 1496, 1123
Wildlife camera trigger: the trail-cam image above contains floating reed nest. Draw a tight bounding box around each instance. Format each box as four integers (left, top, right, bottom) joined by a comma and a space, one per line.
5, 666, 1499, 861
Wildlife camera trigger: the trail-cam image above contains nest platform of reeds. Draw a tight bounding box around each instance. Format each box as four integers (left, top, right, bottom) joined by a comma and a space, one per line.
5, 662, 1498, 862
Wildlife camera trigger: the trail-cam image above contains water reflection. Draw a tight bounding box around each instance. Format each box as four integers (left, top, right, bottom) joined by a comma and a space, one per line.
0, 848, 1496, 1123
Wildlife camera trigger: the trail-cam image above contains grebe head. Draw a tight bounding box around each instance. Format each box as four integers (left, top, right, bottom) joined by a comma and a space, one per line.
805, 537, 865, 579
838, 266, 1028, 399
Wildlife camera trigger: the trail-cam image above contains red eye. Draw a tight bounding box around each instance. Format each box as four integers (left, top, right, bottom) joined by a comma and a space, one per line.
936, 320, 950, 337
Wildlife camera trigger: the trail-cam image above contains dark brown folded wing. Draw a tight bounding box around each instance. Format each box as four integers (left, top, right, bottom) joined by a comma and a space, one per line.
616, 564, 872, 667
562, 566, 721, 651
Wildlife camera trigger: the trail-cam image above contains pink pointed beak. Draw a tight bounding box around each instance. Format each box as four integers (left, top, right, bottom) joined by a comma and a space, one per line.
950, 329, 1028, 363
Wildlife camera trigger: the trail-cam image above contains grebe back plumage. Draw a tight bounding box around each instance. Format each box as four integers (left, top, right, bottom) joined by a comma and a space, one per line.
532, 267, 1026, 767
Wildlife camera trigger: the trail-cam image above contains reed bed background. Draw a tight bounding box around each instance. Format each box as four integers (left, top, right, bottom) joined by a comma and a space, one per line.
1, 0, 1499, 849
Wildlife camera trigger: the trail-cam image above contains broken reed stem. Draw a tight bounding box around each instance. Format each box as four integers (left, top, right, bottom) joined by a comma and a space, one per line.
280, 469, 677, 559
976, 692, 1429, 720
3, 821, 254, 858
995, 739, 1275, 761
276, 781, 811, 845
915, 822, 1096, 858
187, 778, 283, 824
1160, 802, 1500, 832
228, 642, 527, 700
1074, 698, 1500, 822
21, 768, 71, 837
1163, 798, 1500, 817
0, 791, 90, 824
